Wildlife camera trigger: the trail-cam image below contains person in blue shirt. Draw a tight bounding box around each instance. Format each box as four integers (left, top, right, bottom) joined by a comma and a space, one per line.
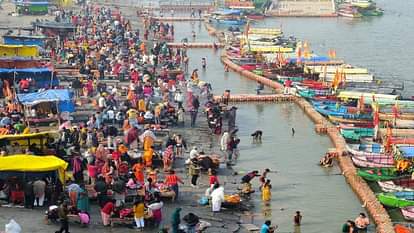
260, 220, 277, 233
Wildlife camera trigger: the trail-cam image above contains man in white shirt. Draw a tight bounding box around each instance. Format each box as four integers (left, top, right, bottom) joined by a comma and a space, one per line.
174, 90, 184, 109
98, 94, 106, 111
189, 147, 199, 159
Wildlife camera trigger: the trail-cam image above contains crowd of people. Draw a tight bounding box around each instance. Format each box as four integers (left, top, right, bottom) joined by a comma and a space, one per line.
0, 2, 376, 233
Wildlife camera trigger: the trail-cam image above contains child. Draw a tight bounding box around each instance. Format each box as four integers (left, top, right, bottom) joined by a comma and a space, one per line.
133, 198, 145, 231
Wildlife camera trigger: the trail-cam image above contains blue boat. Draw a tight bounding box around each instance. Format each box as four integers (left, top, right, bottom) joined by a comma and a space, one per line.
213, 18, 247, 26
312, 102, 372, 120
210, 9, 247, 26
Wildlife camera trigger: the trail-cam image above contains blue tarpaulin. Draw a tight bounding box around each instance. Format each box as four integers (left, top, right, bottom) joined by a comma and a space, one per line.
0, 67, 50, 73
0, 67, 57, 88
399, 146, 414, 158
17, 89, 75, 112
3, 36, 45, 47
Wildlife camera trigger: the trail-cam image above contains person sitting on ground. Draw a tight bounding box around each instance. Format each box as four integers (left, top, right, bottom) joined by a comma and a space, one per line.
183, 212, 200, 233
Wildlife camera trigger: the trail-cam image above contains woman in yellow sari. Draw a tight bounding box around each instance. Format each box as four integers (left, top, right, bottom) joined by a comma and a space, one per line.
262, 179, 272, 202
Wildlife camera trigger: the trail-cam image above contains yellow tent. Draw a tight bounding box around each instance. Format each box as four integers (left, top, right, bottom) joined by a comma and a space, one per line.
0, 44, 39, 57
0, 155, 68, 183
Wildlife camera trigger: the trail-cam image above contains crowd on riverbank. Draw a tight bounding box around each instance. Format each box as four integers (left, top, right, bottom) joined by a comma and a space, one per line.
0, 3, 286, 233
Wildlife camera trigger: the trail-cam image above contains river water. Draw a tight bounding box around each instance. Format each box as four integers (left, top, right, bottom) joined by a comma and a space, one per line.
167, 1, 414, 231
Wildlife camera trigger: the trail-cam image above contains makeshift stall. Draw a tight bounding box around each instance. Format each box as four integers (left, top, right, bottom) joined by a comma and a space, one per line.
0, 155, 67, 204
17, 89, 75, 126
0, 67, 57, 89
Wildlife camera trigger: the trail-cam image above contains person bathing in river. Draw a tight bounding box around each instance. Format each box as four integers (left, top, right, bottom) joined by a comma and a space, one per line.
294, 211, 302, 226
259, 168, 270, 190
319, 153, 334, 167
342, 220, 357, 233
355, 213, 369, 232
201, 57, 206, 69
262, 179, 272, 202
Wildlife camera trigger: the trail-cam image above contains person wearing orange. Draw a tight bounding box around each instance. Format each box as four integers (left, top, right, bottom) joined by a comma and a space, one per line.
143, 146, 154, 167
138, 99, 146, 112
140, 42, 146, 54
118, 143, 128, 155
164, 170, 184, 200
143, 136, 154, 151
132, 159, 145, 184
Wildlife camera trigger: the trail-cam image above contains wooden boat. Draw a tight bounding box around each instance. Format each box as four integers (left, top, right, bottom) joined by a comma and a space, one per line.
313, 104, 349, 117
346, 144, 384, 156
378, 192, 414, 208
298, 88, 331, 99
248, 28, 282, 35
245, 12, 265, 20
337, 91, 399, 105
338, 8, 362, 18
347, 0, 374, 8
378, 177, 414, 192
391, 138, 414, 145
360, 8, 384, 16
360, 137, 377, 144
401, 207, 414, 221
340, 128, 374, 141
329, 115, 372, 124
379, 113, 414, 121
394, 224, 413, 233
210, 9, 247, 26
357, 168, 403, 181
343, 80, 404, 91
351, 155, 394, 168
339, 122, 374, 129
390, 119, 414, 129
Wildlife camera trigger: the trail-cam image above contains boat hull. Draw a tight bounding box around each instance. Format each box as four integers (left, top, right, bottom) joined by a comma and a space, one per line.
378, 193, 414, 208
401, 207, 414, 221
351, 156, 394, 168
357, 168, 403, 181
